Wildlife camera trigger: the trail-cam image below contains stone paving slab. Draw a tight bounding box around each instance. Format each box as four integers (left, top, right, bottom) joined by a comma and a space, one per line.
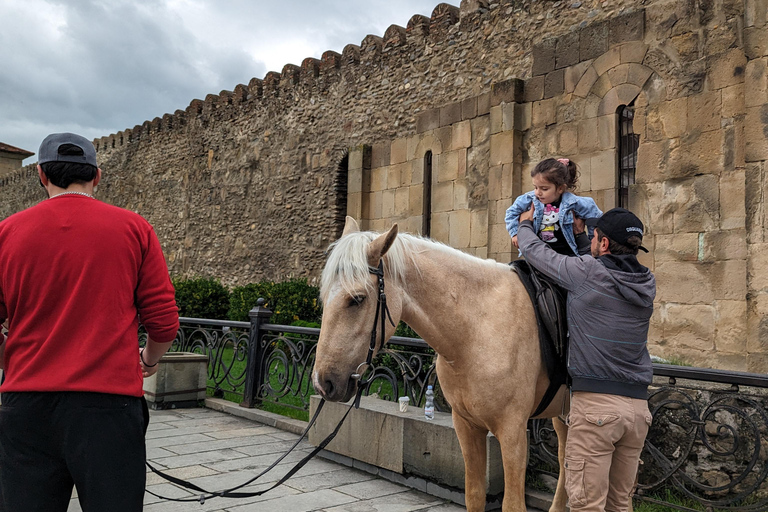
66, 404, 479, 511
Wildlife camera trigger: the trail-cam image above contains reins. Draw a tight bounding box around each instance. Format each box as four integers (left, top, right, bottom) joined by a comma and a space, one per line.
146, 259, 394, 504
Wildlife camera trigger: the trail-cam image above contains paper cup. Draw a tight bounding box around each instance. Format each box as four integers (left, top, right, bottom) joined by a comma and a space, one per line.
398, 396, 410, 413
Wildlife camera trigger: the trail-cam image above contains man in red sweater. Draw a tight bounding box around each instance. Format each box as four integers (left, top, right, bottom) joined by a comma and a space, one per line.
0, 132, 180, 511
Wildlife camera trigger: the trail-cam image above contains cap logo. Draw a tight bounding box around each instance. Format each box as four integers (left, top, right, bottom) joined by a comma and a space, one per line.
626, 226, 643, 234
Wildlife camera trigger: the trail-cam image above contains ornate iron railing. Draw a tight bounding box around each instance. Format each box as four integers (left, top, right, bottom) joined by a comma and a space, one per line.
158, 304, 768, 510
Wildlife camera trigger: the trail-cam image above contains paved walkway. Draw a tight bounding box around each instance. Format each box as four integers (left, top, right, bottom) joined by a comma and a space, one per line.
66, 403, 467, 512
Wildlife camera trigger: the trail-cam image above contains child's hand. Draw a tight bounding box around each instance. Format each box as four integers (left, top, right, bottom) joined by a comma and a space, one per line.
511, 235, 518, 248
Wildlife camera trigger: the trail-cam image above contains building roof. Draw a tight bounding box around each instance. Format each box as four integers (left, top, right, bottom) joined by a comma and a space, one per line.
0, 142, 34, 158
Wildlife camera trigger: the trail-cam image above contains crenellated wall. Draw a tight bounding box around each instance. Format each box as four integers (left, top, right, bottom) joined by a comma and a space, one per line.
1, 0, 766, 371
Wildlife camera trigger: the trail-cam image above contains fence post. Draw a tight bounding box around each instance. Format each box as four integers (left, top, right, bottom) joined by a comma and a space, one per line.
240, 298, 273, 408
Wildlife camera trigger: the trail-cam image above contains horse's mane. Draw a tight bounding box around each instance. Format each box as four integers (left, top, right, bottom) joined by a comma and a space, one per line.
320, 230, 510, 303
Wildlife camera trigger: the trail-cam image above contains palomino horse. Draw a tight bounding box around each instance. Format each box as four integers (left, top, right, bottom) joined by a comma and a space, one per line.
312, 217, 569, 512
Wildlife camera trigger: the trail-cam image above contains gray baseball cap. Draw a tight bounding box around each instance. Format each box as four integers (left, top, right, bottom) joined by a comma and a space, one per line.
38, 133, 97, 167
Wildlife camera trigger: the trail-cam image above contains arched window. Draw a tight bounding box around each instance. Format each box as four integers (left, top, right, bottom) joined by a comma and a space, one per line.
617, 105, 639, 209
422, 151, 433, 236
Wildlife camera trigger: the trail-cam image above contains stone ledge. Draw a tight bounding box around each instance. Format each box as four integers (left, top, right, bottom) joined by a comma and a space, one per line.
204, 398, 308, 436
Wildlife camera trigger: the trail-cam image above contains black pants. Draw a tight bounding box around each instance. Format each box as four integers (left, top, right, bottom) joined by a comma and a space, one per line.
0, 392, 147, 512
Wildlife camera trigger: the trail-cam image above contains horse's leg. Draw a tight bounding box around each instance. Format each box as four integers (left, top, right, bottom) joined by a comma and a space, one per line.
453, 413, 489, 512
496, 419, 529, 512
550, 416, 569, 512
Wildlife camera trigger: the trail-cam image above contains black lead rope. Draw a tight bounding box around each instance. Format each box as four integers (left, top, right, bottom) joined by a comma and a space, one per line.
146, 259, 394, 504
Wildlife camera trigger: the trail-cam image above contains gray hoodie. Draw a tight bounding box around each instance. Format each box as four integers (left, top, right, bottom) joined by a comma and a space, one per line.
518, 220, 656, 399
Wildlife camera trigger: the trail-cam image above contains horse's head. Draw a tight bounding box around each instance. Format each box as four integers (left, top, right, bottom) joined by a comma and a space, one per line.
313, 217, 403, 402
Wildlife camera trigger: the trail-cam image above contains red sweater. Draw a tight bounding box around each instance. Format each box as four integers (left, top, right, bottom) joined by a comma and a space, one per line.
0, 195, 179, 396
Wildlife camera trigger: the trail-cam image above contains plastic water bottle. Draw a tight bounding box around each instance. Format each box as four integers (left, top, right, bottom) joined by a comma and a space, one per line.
424, 385, 435, 420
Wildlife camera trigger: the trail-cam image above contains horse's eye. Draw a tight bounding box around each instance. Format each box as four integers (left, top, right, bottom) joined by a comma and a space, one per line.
348, 295, 365, 307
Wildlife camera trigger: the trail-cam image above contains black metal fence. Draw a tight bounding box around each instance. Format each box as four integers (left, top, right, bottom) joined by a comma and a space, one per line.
166, 302, 768, 511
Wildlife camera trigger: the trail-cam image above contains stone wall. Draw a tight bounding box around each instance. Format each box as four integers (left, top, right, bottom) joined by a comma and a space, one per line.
0, 0, 766, 371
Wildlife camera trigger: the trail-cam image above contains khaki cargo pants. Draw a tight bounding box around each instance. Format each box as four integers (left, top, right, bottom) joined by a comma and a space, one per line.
564, 392, 652, 512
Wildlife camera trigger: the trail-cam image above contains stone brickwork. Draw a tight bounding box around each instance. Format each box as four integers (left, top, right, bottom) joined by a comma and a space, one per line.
0, 0, 766, 371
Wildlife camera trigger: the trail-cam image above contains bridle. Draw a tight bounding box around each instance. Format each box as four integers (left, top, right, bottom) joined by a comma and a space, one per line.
350, 259, 396, 405
146, 259, 395, 504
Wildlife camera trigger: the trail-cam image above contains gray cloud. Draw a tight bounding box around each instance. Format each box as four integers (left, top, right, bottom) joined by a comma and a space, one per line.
0, 0, 440, 163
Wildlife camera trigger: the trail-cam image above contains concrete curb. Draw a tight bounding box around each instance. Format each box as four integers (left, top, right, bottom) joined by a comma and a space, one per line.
203, 398, 308, 436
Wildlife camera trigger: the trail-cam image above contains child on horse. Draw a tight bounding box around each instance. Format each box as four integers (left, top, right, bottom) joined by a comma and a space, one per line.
505, 158, 602, 256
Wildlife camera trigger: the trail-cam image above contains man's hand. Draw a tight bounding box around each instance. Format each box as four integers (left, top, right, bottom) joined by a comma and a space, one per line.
519, 203, 535, 223
573, 213, 586, 235
511, 235, 519, 248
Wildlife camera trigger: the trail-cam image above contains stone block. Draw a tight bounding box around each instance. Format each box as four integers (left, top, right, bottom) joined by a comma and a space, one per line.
417, 108, 440, 133
411, 158, 425, 186
578, 118, 600, 153
654, 233, 699, 262
470, 116, 491, 148
532, 38, 556, 76
745, 58, 768, 108
671, 32, 701, 62
655, 261, 715, 303
598, 84, 641, 116
477, 92, 491, 116
626, 63, 653, 89
458, 148, 468, 179
395, 187, 410, 217
490, 131, 516, 167
143, 352, 208, 408
574, 65, 599, 98
501, 103, 516, 132
589, 151, 616, 190
544, 69, 565, 98
438, 150, 460, 183
745, 27, 768, 59
685, 129, 726, 176
609, 9, 645, 46
747, 291, 768, 353
490, 105, 503, 134
659, 97, 687, 138
388, 165, 402, 191
454, 179, 469, 210
452, 120, 472, 150
449, 210, 471, 248
348, 167, 363, 195
607, 63, 629, 88
721, 84, 745, 118
488, 165, 503, 201
462, 96, 478, 120
532, 99, 556, 127
747, 353, 768, 373
745, 105, 768, 162
489, 222, 512, 254
749, 243, 768, 293
431, 211, 450, 244
556, 31, 580, 69
432, 182, 454, 213
660, 303, 716, 351
397, 162, 412, 188
408, 184, 423, 217
524, 76, 545, 102
372, 142, 392, 170
470, 209, 489, 247
620, 41, 649, 63
713, 259, 748, 301
598, 114, 616, 150
349, 145, 366, 171
719, 170, 746, 231
687, 91, 722, 133
502, 163, 517, 198
370, 191, 383, 219
558, 125, 578, 155
370, 166, 388, 192
593, 47, 621, 77
580, 19, 609, 61
745, 0, 768, 28
746, 162, 765, 244
435, 126, 453, 155
382, 189, 396, 218
673, 175, 721, 233
491, 79, 524, 105
347, 192, 362, 220
476, 246, 488, 259
515, 102, 532, 132
440, 101, 463, 127
708, 48, 748, 91
564, 60, 593, 94
591, 73, 612, 98
391, 138, 407, 165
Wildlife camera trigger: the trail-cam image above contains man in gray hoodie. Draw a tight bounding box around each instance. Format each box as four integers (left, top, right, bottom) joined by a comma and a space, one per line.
518, 207, 656, 512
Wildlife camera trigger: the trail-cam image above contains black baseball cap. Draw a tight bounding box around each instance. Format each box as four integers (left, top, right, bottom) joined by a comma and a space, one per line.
586, 208, 648, 252
38, 133, 98, 167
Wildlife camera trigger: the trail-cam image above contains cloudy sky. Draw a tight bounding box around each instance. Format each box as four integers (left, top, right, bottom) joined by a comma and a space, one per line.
1, 0, 444, 164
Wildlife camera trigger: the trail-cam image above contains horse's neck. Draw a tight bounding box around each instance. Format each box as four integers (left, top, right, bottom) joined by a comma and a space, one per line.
395, 241, 519, 360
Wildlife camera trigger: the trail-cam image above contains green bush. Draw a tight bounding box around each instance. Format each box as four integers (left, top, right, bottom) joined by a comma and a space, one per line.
228, 278, 321, 325
173, 277, 230, 320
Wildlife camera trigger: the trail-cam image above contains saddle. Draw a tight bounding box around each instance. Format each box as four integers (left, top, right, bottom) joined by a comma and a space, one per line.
510, 260, 569, 417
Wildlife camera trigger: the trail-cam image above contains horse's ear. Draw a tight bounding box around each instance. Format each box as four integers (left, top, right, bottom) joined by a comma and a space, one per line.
341, 216, 360, 237
367, 224, 398, 266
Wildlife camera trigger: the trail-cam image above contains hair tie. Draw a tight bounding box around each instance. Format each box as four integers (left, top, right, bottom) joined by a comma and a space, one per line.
557, 158, 570, 166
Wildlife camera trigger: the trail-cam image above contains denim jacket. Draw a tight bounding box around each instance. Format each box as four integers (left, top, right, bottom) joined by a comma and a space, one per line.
505, 191, 603, 256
